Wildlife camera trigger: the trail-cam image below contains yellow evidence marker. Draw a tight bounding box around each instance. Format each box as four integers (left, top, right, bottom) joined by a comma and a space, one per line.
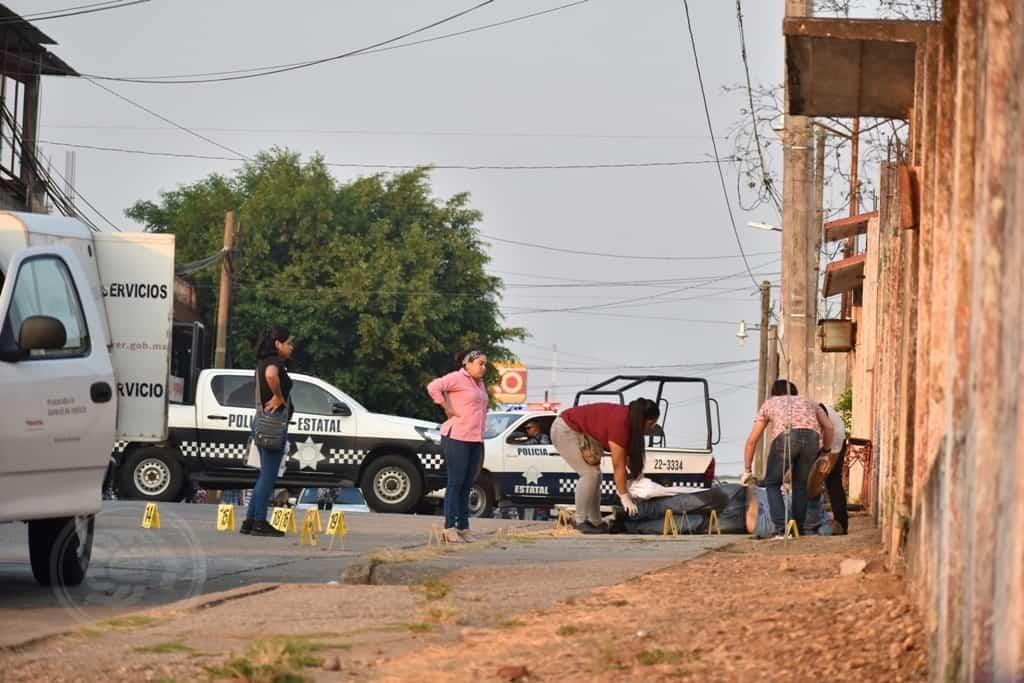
300, 513, 318, 546
325, 510, 348, 550
270, 507, 298, 535
707, 510, 722, 535
785, 519, 801, 539
141, 503, 161, 529
662, 509, 679, 536
555, 508, 574, 535
303, 508, 323, 533
217, 504, 236, 532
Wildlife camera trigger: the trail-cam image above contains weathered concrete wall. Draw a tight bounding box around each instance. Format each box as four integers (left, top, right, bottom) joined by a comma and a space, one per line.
848, 1, 1024, 679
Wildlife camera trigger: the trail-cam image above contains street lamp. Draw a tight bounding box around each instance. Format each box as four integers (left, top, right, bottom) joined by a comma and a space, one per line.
747, 221, 783, 232
736, 320, 749, 347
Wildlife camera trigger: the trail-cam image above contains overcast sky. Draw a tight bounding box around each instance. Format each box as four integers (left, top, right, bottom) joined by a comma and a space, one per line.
17, 0, 789, 474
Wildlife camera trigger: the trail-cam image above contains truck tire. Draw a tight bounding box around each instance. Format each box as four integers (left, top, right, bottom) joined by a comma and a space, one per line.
468, 472, 497, 518
29, 515, 94, 586
119, 447, 186, 502
360, 455, 424, 514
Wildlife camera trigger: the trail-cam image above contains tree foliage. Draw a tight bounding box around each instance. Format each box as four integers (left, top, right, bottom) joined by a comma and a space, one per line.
128, 149, 524, 419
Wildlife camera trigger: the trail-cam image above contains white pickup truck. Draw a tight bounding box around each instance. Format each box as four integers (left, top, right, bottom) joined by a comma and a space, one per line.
0, 212, 174, 586
460, 375, 720, 517
113, 368, 447, 514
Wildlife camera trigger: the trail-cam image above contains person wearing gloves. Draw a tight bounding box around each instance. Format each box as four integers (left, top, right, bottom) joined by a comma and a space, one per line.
550, 398, 661, 533
426, 350, 490, 544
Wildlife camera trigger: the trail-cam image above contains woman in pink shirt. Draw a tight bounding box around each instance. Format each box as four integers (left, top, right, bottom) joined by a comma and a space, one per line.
426, 350, 489, 543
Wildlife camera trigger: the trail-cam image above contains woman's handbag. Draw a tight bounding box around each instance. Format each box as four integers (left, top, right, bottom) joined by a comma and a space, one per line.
251, 369, 289, 451
576, 432, 605, 466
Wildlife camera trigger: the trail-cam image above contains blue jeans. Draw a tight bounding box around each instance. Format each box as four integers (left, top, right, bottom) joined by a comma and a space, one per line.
442, 436, 482, 530
246, 426, 287, 522
762, 428, 819, 534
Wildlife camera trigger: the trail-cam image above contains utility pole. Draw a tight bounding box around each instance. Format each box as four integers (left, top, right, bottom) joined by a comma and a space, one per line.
213, 210, 235, 369
781, 0, 814, 392
757, 280, 772, 409
841, 117, 861, 319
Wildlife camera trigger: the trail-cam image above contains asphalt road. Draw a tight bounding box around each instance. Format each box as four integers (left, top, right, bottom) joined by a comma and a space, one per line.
0, 501, 731, 649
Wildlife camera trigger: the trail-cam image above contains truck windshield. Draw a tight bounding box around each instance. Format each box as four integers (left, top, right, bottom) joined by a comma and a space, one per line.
485, 413, 520, 439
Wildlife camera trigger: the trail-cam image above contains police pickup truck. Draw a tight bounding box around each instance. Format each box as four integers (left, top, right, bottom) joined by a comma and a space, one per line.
113, 368, 445, 513
463, 375, 720, 517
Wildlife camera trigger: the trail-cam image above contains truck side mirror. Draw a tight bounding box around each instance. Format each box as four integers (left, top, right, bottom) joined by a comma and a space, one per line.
0, 315, 66, 362
332, 402, 352, 417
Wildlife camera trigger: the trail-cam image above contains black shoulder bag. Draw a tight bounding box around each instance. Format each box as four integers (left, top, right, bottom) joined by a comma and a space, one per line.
252, 365, 289, 450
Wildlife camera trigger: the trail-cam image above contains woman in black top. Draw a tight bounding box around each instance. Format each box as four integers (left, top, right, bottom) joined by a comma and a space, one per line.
241, 325, 294, 537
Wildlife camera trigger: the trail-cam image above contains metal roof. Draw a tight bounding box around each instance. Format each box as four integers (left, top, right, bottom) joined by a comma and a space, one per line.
0, 4, 78, 77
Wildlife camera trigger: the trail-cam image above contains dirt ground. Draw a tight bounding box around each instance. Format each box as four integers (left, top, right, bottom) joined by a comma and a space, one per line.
0, 514, 928, 682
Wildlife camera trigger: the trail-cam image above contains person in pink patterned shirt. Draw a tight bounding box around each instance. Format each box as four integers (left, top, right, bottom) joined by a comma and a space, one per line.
426, 350, 489, 544
742, 380, 834, 536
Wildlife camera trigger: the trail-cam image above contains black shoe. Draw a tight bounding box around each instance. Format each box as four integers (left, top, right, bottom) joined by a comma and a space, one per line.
576, 521, 610, 535
249, 520, 285, 537
239, 519, 253, 535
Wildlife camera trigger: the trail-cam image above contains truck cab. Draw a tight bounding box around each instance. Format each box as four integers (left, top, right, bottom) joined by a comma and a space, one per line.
472, 375, 720, 516
0, 212, 174, 586
114, 368, 448, 514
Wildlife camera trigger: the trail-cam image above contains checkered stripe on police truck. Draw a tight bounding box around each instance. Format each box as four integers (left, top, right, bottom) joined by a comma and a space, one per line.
557, 478, 703, 494
417, 453, 444, 470
113, 441, 128, 454
326, 449, 366, 466
189, 441, 245, 459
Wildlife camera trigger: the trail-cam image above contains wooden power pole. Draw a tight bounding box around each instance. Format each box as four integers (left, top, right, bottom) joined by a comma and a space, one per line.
781, 0, 814, 392
213, 210, 235, 369
757, 280, 772, 409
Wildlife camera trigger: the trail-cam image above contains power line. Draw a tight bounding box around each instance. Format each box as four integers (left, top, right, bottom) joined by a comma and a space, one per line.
510, 259, 778, 314
84, 80, 249, 160
40, 122, 724, 142
481, 233, 774, 261
679, 0, 759, 289
38, 139, 731, 170
735, 0, 782, 214
84, 1, 588, 84
84, 0, 501, 84
1, 0, 151, 24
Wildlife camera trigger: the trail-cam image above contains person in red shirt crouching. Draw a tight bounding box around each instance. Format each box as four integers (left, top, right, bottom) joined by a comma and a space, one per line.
551, 399, 660, 534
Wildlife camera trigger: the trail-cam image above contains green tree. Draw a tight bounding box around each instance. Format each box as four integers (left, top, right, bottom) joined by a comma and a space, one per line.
128, 148, 523, 419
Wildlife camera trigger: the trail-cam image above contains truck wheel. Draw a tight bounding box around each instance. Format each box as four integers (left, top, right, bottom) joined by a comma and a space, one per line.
360, 455, 424, 514
119, 448, 185, 502
28, 515, 94, 586
468, 472, 497, 518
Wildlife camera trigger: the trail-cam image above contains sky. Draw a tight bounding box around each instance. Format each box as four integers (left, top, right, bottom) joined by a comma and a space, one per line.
16, 0, 789, 474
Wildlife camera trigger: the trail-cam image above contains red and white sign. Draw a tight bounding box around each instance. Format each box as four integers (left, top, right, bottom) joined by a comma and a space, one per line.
491, 363, 527, 404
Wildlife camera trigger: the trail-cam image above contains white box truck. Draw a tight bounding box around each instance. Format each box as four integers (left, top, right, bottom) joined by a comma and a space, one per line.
0, 212, 174, 586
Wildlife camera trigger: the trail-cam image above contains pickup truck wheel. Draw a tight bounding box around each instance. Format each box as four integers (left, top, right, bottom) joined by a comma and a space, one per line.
28, 515, 94, 586
119, 448, 185, 502
361, 455, 424, 514
468, 472, 496, 518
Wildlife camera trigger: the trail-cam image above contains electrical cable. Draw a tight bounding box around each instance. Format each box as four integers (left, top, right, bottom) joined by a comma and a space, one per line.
84, 1, 589, 84
0, 0, 150, 24
84, 80, 250, 160
679, 0, 759, 289
84, 0, 500, 84
39, 139, 732, 170
481, 233, 776, 261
